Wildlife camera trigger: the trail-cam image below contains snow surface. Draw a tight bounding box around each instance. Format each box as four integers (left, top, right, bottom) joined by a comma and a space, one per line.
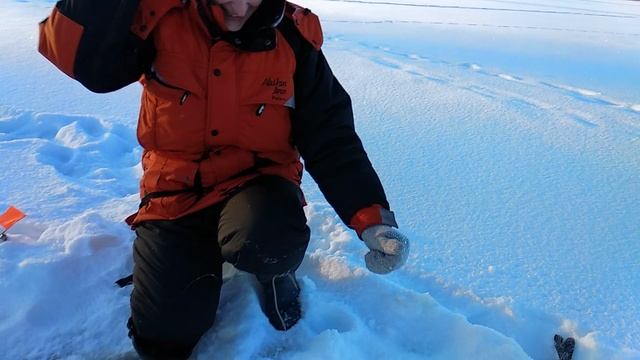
1, 0, 639, 359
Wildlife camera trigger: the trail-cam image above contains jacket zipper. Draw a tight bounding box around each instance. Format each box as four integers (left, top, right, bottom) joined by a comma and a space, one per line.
148, 71, 191, 105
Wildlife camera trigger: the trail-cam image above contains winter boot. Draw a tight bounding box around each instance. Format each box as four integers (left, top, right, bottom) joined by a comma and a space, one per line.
257, 272, 302, 331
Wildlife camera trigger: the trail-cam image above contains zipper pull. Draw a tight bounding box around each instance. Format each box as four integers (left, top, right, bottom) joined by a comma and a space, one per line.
256, 104, 266, 116
180, 91, 190, 105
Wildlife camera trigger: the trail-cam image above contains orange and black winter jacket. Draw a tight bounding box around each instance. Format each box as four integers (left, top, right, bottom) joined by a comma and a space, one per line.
39, 0, 397, 236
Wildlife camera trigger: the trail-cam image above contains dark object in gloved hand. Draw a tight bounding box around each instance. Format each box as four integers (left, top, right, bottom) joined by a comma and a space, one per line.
554, 334, 576, 360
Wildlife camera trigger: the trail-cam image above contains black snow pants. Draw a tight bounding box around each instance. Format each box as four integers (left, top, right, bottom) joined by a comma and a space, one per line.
128, 176, 310, 359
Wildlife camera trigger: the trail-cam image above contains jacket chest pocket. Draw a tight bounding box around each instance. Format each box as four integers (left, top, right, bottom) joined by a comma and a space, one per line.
137, 52, 207, 153
237, 72, 295, 152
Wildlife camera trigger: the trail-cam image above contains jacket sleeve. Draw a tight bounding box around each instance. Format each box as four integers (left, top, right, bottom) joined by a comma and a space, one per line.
38, 0, 155, 93
291, 46, 398, 235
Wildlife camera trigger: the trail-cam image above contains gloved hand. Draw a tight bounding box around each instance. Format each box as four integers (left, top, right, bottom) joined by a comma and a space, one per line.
361, 225, 410, 274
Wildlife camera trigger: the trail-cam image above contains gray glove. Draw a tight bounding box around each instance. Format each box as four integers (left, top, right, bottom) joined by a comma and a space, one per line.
361, 225, 410, 274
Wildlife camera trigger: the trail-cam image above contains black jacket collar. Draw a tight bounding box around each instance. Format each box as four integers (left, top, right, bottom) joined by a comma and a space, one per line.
241, 0, 285, 32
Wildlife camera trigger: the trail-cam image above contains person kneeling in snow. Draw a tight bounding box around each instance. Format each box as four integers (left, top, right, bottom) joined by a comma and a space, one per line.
39, 0, 409, 358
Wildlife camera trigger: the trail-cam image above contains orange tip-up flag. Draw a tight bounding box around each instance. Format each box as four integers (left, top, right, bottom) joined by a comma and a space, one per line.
0, 206, 26, 233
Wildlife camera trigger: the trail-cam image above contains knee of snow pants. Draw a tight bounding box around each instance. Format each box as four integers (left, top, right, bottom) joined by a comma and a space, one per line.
128, 175, 310, 357
129, 209, 224, 359
217, 175, 311, 277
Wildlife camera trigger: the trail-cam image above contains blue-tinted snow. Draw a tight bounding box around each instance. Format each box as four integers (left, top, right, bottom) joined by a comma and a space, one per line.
1, 0, 638, 359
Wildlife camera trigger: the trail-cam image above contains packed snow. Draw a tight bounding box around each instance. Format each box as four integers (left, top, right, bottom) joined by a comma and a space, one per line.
1, 0, 639, 359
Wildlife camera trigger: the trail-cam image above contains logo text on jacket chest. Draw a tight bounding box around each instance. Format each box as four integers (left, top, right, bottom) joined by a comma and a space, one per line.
262, 77, 290, 102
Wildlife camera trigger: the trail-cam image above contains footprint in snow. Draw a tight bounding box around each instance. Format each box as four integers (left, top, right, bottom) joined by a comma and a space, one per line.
498, 73, 523, 82
465, 85, 498, 100
0, 109, 140, 196
370, 56, 402, 70
305, 301, 358, 334
367, 55, 449, 85
566, 113, 599, 128
539, 82, 619, 108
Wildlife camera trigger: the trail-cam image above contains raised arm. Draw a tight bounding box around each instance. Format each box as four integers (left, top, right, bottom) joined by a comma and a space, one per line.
38, 0, 155, 93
